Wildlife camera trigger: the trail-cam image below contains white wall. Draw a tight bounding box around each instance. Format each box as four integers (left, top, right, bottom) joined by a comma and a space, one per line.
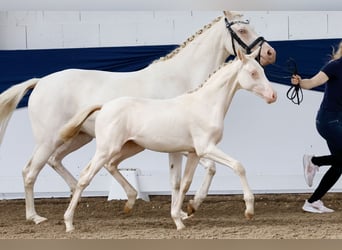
1, 11, 342, 199
2, 11, 342, 50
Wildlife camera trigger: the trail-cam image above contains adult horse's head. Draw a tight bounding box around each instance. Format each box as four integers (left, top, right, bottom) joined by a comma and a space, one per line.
236, 48, 277, 104
223, 11, 276, 66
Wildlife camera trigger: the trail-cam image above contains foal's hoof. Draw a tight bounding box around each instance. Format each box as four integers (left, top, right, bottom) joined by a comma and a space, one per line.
65, 224, 75, 233
176, 223, 186, 231
123, 205, 133, 214
187, 202, 196, 216
244, 211, 254, 220
180, 210, 193, 220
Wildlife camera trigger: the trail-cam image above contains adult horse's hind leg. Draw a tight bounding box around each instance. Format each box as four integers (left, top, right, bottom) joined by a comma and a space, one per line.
22, 143, 59, 224
48, 132, 93, 194
187, 158, 216, 215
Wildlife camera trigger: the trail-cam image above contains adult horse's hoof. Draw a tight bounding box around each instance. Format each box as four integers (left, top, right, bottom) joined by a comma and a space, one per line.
28, 215, 48, 224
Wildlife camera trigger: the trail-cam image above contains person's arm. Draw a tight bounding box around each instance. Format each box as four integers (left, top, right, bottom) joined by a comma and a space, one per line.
291, 71, 328, 90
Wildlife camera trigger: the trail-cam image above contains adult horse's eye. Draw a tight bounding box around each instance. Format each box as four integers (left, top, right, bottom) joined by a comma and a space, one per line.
238, 29, 247, 35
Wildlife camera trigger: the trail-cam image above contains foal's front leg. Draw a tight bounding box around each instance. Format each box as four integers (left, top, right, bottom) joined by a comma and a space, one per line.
203, 146, 254, 219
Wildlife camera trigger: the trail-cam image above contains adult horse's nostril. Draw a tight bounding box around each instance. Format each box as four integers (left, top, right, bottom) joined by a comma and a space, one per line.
267, 47, 276, 56
260, 43, 276, 65
270, 48, 277, 59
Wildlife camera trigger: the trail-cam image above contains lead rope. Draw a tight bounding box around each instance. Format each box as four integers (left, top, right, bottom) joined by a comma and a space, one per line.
286, 58, 303, 105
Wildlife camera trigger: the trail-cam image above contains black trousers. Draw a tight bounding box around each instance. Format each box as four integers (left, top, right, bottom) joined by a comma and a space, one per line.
308, 110, 342, 203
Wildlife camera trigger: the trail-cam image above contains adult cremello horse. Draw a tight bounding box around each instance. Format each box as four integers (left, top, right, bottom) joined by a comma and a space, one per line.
0, 11, 276, 224
60, 48, 277, 232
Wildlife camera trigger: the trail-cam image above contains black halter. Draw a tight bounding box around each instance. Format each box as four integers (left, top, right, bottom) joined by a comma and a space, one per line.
225, 18, 266, 63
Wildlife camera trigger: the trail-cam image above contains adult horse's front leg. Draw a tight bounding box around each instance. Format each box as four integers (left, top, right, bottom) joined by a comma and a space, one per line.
187, 157, 216, 215
171, 152, 200, 230
203, 146, 254, 219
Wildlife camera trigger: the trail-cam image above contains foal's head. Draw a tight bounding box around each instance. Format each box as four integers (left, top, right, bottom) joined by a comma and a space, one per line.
236, 48, 277, 104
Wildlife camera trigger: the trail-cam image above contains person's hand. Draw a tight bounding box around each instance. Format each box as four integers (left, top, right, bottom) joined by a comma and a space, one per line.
291, 74, 301, 85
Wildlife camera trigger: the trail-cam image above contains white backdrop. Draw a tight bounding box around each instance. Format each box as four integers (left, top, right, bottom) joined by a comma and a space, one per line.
1, 10, 342, 199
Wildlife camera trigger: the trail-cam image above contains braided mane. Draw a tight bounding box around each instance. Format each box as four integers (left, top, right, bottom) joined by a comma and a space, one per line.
152, 16, 222, 64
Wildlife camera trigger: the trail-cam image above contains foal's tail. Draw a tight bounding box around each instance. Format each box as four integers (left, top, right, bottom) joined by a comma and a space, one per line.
59, 105, 102, 142
0, 78, 39, 146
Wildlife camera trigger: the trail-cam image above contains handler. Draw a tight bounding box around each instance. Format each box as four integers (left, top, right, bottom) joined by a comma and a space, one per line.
291, 41, 342, 213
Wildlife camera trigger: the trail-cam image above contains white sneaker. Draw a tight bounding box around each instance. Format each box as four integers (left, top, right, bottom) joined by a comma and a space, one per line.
303, 154, 319, 187
302, 200, 334, 213
302, 200, 322, 213
311, 200, 334, 213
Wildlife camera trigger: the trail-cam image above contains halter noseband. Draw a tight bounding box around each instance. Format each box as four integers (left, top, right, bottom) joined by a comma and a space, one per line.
225, 18, 266, 63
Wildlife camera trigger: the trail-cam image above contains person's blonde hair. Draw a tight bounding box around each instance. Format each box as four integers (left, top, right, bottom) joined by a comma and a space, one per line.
331, 41, 342, 60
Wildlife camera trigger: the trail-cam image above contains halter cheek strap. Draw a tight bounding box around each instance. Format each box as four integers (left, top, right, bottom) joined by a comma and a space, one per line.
225, 18, 265, 63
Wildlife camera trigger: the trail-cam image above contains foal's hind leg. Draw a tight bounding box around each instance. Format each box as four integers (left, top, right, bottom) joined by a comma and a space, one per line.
169, 152, 190, 220
48, 133, 93, 195
105, 141, 145, 213
188, 158, 216, 216
64, 151, 111, 232
171, 153, 200, 230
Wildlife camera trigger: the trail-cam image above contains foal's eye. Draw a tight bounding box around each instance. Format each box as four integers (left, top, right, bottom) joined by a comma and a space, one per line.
251, 70, 258, 78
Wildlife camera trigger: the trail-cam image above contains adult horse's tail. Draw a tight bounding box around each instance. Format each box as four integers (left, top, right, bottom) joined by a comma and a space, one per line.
59, 105, 102, 142
0, 78, 39, 146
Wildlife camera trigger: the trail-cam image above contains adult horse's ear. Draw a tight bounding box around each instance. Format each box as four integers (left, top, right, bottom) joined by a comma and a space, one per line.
249, 47, 261, 60
223, 11, 243, 20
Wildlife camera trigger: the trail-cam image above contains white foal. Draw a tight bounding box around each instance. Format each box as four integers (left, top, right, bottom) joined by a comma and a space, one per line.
60, 48, 277, 232
0, 11, 276, 224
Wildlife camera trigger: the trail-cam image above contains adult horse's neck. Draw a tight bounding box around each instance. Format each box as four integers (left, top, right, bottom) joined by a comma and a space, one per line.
147, 17, 230, 89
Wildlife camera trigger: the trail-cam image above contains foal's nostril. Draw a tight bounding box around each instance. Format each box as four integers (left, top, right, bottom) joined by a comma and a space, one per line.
272, 92, 277, 101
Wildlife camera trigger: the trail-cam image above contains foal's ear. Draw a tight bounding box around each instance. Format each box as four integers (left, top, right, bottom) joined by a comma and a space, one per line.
237, 49, 247, 62
249, 47, 261, 59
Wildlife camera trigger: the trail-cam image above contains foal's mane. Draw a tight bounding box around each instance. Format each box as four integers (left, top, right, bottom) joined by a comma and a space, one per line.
152, 16, 222, 64
186, 60, 234, 94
